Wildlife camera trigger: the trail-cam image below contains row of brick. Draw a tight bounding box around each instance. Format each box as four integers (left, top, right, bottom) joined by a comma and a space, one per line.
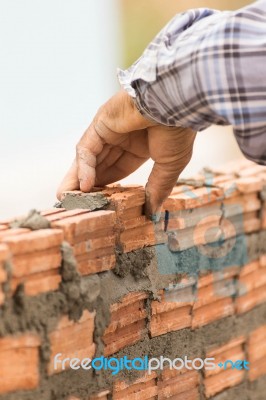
0, 160, 265, 295
65, 324, 266, 400
150, 258, 266, 337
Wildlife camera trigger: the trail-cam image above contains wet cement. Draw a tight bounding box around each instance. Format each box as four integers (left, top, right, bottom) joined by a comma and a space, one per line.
59, 192, 109, 211
10, 209, 51, 230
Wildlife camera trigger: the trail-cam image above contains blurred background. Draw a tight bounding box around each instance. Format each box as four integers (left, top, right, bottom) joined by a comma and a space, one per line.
0, 0, 250, 219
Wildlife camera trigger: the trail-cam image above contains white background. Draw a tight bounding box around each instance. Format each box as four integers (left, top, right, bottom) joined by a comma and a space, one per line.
0, 0, 243, 219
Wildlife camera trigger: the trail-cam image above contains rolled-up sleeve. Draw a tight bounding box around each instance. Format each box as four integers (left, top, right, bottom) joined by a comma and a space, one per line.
118, 0, 266, 165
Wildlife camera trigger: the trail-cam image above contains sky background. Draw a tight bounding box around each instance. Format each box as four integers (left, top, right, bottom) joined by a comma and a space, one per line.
0, 0, 248, 219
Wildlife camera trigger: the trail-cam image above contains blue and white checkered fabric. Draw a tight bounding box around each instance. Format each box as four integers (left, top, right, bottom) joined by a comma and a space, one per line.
118, 0, 266, 165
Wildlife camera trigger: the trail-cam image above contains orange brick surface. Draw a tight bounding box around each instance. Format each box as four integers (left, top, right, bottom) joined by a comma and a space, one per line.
0, 333, 40, 394
48, 310, 95, 375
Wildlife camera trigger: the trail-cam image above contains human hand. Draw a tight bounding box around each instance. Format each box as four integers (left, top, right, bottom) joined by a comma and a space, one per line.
57, 90, 196, 218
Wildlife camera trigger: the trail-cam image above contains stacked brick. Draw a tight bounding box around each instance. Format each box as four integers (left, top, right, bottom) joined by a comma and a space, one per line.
0, 159, 266, 399
103, 292, 148, 356
0, 228, 63, 295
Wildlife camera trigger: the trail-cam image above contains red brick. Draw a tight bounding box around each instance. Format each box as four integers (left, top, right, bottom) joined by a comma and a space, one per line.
205, 337, 245, 377
48, 310, 95, 375
120, 222, 166, 252
248, 357, 266, 382
236, 284, 266, 314
113, 372, 157, 400
194, 278, 235, 310
11, 248, 62, 278
0, 333, 40, 394
235, 177, 263, 193
52, 210, 116, 243
120, 205, 143, 220
105, 294, 148, 335
73, 235, 116, 256
46, 209, 89, 222
1, 229, 63, 255
165, 388, 199, 400
103, 319, 146, 356
192, 298, 234, 329
11, 269, 61, 296
0, 228, 31, 240
41, 208, 66, 216
111, 292, 148, 311
77, 254, 116, 275
158, 370, 199, 399
107, 188, 145, 213
0, 243, 9, 269
248, 325, 266, 363
260, 255, 266, 267
204, 368, 244, 398
150, 305, 192, 337
163, 186, 223, 211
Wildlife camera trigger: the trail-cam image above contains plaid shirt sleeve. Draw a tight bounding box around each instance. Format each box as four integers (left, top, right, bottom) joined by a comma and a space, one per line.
117, 0, 266, 165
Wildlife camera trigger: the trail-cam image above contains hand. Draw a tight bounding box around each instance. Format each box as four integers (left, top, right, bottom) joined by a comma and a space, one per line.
57, 90, 196, 218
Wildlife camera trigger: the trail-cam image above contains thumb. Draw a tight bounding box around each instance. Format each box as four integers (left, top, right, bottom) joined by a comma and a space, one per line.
145, 126, 196, 219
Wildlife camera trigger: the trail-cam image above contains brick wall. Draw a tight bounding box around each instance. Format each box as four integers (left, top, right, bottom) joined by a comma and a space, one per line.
0, 159, 266, 399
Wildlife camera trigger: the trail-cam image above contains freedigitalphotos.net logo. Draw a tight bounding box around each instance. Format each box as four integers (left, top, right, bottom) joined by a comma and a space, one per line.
53, 354, 249, 376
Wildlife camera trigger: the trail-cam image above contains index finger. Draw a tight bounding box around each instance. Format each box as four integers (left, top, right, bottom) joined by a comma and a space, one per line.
76, 124, 104, 192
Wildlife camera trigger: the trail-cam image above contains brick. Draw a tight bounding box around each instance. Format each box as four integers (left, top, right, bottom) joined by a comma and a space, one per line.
103, 319, 146, 356
158, 370, 199, 399
113, 373, 157, 400
1, 229, 63, 255
11, 248, 62, 278
260, 255, 266, 267
235, 177, 263, 193
11, 269, 61, 296
0, 243, 9, 263
0, 228, 31, 239
0, 333, 40, 394
46, 208, 89, 222
237, 267, 266, 296
205, 337, 245, 377
248, 325, 266, 363
113, 377, 157, 400
198, 267, 240, 289
163, 186, 223, 211
194, 279, 236, 310
48, 310, 95, 375
111, 292, 148, 311
77, 254, 116, 275
71, 227, 115, 244
41, 208, 66, 216
105, 298, 147, 335
73, 235, 116, 256
236, 284, 266, 314
107, 188, 145, 213
222, 193, 261, 213
204, 368, 245, 398
52, 210, 116, 243
120, 222, 166, 252
165, 388, 199, 400
120, 205, 143, 220
248, 357, 266, 382
192, 298, 234, 329
0, 225, 8, 231
150, 305, 192, 337
239, 261, 260, 277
